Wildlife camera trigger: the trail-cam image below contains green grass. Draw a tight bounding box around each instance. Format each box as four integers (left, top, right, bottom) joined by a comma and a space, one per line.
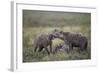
23, 26, 91, 62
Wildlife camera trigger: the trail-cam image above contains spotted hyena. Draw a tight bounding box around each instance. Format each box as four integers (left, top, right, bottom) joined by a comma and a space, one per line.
53, 30, 88, 52
33, 30, 63, 54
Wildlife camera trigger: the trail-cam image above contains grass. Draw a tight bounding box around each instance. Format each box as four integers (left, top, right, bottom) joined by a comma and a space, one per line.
23, 26, 91, 62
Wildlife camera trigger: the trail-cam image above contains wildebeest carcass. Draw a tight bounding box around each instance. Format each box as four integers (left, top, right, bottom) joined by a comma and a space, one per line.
53, 42, 70, 54
33, 30, 62, 54
53, 30, 88, 52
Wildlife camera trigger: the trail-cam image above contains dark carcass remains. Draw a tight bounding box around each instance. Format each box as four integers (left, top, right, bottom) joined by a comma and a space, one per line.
53, 42, 70, 54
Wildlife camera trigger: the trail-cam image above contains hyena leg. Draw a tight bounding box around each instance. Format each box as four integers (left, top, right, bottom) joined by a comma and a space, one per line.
65, 41, 73, 52
68, 43, 73, 52
49, 45, 52, 53
49, 42, 52, 53
84, 42, 88, 51
45, 48, 50, 55
79, 45, 85, 53
38, 48, 43, 52
34, 46, 38, 52
80, 44, 88, 53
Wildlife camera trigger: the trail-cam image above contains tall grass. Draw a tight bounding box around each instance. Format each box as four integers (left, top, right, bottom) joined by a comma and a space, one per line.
23, 26, 91, 62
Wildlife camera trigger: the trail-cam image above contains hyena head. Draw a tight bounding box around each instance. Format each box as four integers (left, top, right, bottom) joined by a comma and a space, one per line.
51, 29, 64, 40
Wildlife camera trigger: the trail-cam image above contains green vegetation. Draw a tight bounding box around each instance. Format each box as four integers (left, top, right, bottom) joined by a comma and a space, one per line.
23, 10, 91, 62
